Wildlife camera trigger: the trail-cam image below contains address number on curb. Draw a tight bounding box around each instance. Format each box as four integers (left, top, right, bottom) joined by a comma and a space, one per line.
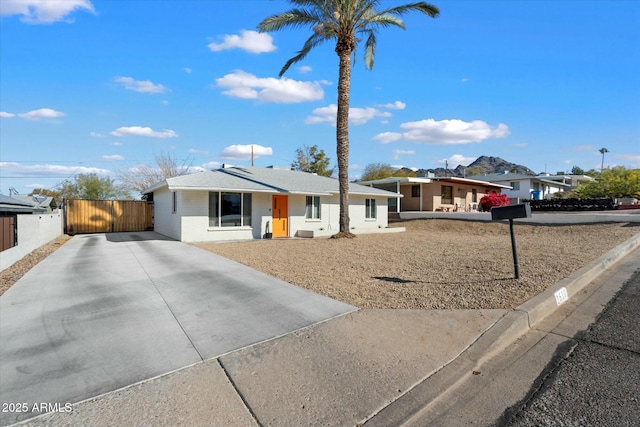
554, 287, 569, 306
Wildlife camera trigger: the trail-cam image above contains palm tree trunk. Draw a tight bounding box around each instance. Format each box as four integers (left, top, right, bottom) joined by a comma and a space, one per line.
336, 49, 352, 235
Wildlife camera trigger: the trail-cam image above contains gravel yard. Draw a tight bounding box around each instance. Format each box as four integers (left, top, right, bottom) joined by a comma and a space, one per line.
196, 219, 639, 310
1, 220, 637, 310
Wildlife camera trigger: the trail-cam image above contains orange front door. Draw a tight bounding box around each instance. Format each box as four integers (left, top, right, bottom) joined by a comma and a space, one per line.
271, 195, 288, 237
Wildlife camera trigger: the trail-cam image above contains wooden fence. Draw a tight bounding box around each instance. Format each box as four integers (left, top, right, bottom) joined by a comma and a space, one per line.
65, 200, 153, 234
1, 216, 17, 252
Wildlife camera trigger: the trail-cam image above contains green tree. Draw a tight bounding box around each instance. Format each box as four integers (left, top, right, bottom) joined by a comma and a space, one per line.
58, 173, 131, 200
292, 144, 335, 177
465, 166, 484, 178
259, 0, 439, 237
574, 167, 640, 199
571, 165, 585, 175
360, 163, 397, 181
599, 147, 609, 171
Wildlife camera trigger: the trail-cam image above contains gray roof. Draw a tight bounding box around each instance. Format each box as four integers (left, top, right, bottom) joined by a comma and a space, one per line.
144, 167, 399, 197
0, 195, 44, 213
468, 173, 570, 188
13, 195, 57, 208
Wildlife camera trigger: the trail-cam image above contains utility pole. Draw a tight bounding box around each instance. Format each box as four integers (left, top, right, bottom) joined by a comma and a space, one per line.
251, 145, 254, 167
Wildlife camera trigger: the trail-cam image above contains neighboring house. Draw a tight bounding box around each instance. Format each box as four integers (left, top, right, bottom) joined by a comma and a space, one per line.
13, 195, 58, 213
359, 176, 511, 212
536, 174, 594, 191
0, 194, 45, 215
468, 172, 570, 200
0, 195, 43, 252
142, 166, 401, 242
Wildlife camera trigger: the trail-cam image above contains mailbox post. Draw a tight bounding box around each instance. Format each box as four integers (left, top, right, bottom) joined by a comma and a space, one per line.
491, 203, 532, 279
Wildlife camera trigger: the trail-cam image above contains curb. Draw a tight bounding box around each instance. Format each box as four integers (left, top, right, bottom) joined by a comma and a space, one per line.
516, 233, 640, 328
364, 232, 640, 427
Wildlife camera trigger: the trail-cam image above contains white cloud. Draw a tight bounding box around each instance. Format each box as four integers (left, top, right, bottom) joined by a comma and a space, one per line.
202, 161, 222, 170
215, 70, 327, 104
161, 100, 169, 105
188, 149, 208, 155
184, 67, 192, 74
0, 0, 95, 24
115, 76, 168, 94
221, 144, 273, 160
371, 132, 403, 144
571, 144, 595, 152
0, 162, 110, 176
372, 119, 510, 145
101, 155, 124, 161
0, 112, 16, 118
298, 65, 312, 74
208, 30, 276, 54
437, 154, 476, 168
511, 143, 528, 148
392, 149, 416, 160
18, 108, 65, 121
378, 101, 406, 110
305, 104, 391, 125
615, 153, 640, 168
110, 141, 123, 146
461, 78, 470, 83
90, 131, 106, 137
110, 126, 178, 139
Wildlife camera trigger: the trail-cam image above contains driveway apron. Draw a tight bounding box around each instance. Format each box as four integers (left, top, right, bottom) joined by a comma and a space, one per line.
0, 232, 355, 425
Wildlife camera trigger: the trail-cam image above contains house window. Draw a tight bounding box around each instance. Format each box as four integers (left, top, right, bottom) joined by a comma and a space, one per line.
472, 189, 477, 203
411, 185, 420, 198
365, 198, 376, 219
209, 192, 252, 227
305, 196, 321, 219
510, 181, 520, 190
441, 185, 453, 204
172, 192, 177, 214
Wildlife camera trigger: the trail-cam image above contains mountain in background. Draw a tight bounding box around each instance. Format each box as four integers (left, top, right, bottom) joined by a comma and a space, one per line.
407, 156, 537, 178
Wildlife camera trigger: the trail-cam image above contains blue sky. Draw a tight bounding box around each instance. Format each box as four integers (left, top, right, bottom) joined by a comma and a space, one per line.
1, 0, 639, 195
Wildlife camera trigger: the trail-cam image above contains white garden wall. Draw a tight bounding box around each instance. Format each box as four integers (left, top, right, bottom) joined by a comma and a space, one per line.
1, 212, 63, 272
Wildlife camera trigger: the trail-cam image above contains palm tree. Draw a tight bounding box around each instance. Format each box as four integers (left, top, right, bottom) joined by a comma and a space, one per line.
599, 147, 609, 171
259, 0, 439, 237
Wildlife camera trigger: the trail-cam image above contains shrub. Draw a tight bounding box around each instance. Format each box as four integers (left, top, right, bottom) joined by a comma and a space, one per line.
479, 193, 510, 211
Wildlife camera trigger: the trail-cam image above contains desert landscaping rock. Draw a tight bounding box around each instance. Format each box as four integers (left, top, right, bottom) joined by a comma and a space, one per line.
2, 220, 637, 311
196, 219, 639, 310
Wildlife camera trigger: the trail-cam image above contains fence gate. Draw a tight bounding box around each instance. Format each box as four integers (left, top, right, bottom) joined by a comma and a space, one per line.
1, 216, 17, 252
65, 200, 154, 234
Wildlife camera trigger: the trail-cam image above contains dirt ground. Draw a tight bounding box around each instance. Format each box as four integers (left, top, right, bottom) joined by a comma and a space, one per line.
1, 220, 637, 310
196, 220, 639, 310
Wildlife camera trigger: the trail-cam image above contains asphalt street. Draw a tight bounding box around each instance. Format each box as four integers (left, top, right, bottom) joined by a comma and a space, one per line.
505, 270, 640, 426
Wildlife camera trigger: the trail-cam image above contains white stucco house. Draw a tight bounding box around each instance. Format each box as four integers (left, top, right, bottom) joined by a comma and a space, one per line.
142, 166, 403, 242
468, 172, 570, 200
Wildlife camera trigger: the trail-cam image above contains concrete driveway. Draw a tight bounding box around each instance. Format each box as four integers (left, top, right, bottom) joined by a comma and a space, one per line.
0, 232, 355, 426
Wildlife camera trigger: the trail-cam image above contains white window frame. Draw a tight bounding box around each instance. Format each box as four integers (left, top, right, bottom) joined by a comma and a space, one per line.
365, 198, 377, 219
209, 191, 252, 228
305, 196, 321, 220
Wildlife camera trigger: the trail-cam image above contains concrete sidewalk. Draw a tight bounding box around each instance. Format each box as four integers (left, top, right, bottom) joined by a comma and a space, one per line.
11, 233, 640, 427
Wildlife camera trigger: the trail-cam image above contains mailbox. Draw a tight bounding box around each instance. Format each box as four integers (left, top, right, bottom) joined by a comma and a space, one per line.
491, 203, 532, 221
